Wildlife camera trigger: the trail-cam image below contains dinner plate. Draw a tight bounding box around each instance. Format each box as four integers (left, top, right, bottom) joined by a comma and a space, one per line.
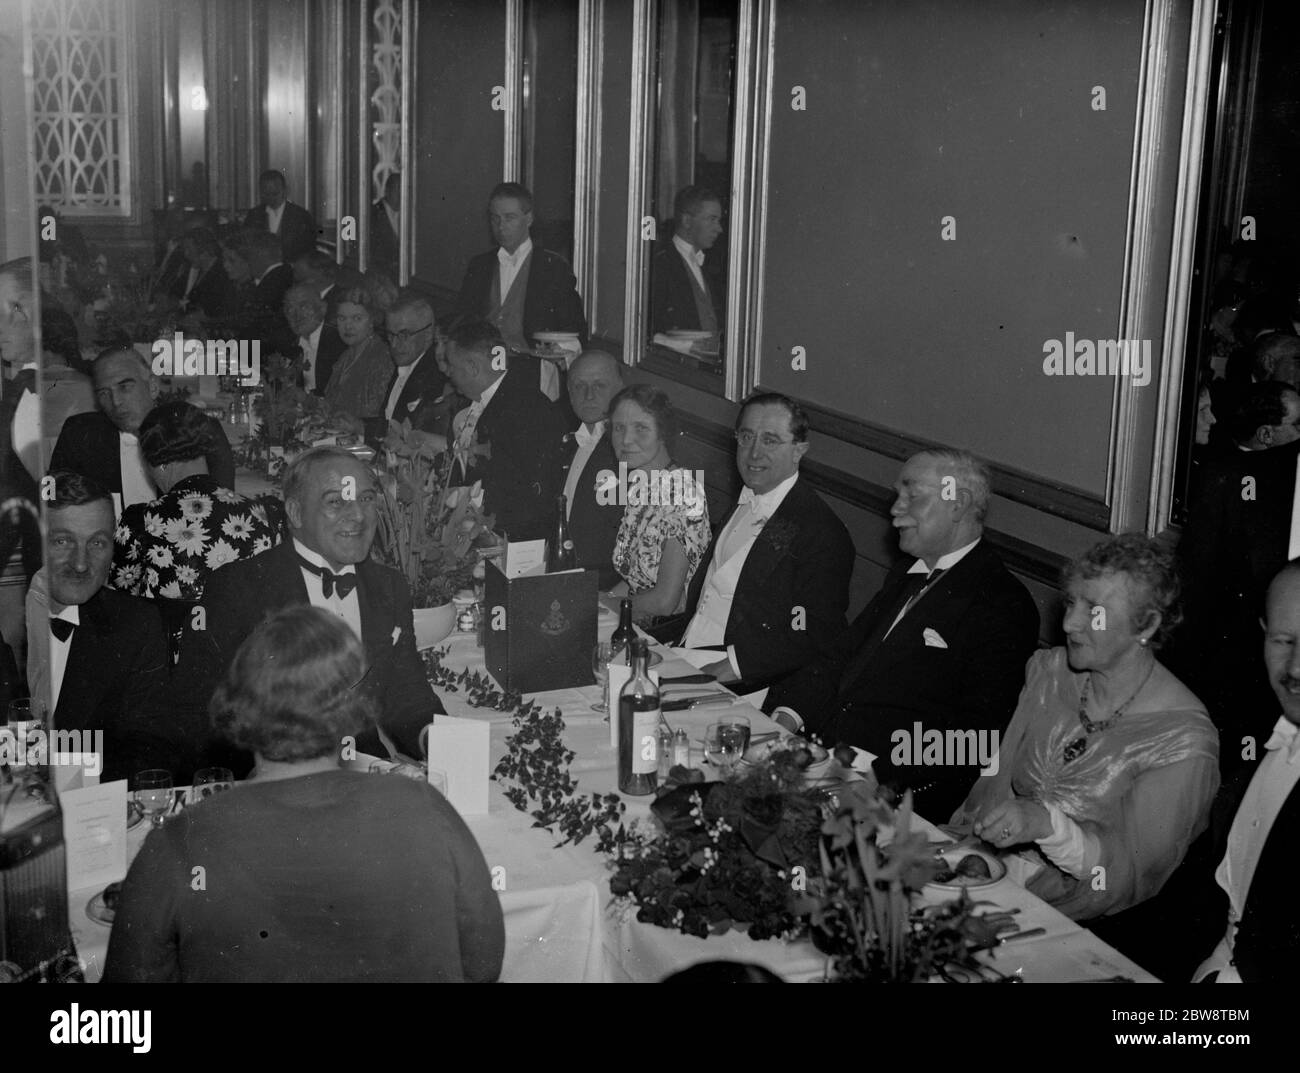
926, 845, 1007, 891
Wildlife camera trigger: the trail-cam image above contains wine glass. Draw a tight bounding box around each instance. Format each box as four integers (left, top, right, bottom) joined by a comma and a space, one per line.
6, 699, 45, 771
591, 641, 613, 712
134, 769, 173, 829
189, 766, 234, 805
704, 723, 747, 775
720, 714, 751, 756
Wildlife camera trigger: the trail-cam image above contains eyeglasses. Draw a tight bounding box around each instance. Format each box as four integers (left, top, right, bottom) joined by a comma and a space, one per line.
389, 322, 434, 343
734, 430, 795, 450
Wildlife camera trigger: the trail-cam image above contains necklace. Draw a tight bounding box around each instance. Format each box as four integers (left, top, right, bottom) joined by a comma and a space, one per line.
1062, 657, 1156, 764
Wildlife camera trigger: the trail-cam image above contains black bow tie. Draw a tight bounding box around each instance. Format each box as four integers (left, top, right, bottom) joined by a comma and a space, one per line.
296, 555, 358, 600
50, 617, 76, 642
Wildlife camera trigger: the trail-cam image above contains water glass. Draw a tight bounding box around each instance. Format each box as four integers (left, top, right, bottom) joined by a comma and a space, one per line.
591, 641, 613, 711
719, 714, 751, 756
189, 766, 234, 805
134, 769, 173, 829
704, 723, 747, 774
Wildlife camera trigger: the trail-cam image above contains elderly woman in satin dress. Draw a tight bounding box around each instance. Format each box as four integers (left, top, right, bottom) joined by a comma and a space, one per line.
951, 533, 1219, 921
322, 283, 394, 423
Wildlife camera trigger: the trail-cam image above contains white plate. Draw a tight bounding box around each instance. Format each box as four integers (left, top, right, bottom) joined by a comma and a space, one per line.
926, 845, 1007, 890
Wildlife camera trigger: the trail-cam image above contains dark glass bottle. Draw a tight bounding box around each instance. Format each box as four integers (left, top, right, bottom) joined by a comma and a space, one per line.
547, 495, 576, 571
618, 639, 660, 795
610, 597, 635, 662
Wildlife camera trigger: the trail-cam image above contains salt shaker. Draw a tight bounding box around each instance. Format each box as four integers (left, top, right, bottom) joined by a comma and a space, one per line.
673, 728, 691, 769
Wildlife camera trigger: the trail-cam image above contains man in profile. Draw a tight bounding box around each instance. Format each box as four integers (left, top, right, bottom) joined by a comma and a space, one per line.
651, 185, 724, 337
442, 319, 567, 541
561, 350, 625, 587
653, 393, 854, 692
283, 283, 345, 397
175, 447, 443, 773
244, 169, 318, 264
457, 182, 587, 355
51, 346, 236, 510
764, 448, 1039, 818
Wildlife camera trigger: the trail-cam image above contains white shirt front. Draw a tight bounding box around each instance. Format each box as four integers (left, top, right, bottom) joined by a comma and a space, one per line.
182, 264, 201, 299
681, 471, 801, 675
563, 422, 605, 519
266, 202, 286, 235
884, 537, 981, 638
497, 237, 533, 303
119, 431, 156, 508
450, 372, 504, 479
1197, 717, 1300, 982
300, 322, 324, 393
49, 604, 80, 715
385, 353, 426, 420
12, 364, 40, 482
293, 538, 362, 640
673, 233, 707, 292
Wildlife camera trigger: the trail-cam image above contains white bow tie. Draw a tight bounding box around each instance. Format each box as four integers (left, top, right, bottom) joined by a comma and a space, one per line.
691, 250, 704, 266
737, 488, 769, 523
1264, 717, 1300, 762
574, 422, 604, 450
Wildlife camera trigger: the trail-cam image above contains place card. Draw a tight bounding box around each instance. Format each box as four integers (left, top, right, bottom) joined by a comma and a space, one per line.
504, 539, 547, 578
425, 715, 490, 816
61, 779, 128, 892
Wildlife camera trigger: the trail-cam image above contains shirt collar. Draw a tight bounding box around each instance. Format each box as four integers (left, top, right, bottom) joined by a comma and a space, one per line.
737, 471, 800, 517
120, 430, 139, 447
574, 420, 606, 448
673, 233, 704, 266
1264, 716, 1300, 762
303, 322, 323, 348
498, 236, 533, 268
907, 537, 981, 575
475, 370, 507, 407
292, 538, 356, 576
51, 605, 81, 628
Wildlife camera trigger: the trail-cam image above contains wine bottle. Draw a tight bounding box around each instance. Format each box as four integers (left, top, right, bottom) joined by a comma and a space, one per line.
618, 639, 660, 795
547, 494, 576, 572
610, 597, 635, 662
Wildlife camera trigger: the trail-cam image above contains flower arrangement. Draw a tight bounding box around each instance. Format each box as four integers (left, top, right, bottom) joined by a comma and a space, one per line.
374, 418, 497, 608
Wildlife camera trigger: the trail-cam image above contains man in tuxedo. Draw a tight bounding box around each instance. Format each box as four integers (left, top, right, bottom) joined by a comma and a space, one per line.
562, 350, 625, 588
50, 347, 235, 507
1191, 562, 1300, 982
765, 448, 1039, 818
370, 172, 401, 279
651, 185, 724, 336
233, 229, 295, 353
1175, 380, 1300, 772
371, 292, 448, 442
443, 319, 567, 542
177, 228, 236, 320
176, 447, 442, 775
650, 393, 854, 693
243, 169, 318, 264
283, 283, 345, 396
457, 182, 587, 355
30, 472, 176, 782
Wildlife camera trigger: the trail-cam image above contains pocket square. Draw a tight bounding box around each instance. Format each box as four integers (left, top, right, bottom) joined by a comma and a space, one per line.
392, 626, 403, 645
923, 628, 948, 649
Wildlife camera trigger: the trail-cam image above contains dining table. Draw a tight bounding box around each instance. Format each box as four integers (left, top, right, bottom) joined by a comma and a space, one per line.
65, 598, 1158, 983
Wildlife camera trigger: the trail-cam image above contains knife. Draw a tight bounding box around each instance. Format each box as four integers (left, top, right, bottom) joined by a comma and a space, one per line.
660, 673, 716, 684
661, 692, 736, 712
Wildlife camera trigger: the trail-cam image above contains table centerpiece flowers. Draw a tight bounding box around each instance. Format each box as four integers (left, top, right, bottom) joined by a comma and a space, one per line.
606, 745, 1004, 981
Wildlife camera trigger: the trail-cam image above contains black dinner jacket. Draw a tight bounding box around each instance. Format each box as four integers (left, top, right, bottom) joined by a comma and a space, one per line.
152, 244, 190, 301
302, 322, 348, 398
50, 411, 236, 494
452, 362, 569, 542
651, 477, 856, 691
54, 587, 180, 783
364, 351, 449, 443
1172, 440, 1300, 764
243, 201, 319, 264
182, 260, 237, 319
650, 243, 721, 334
561, 425, 623, 589
174, 540, 443, 775
457, 245, 589, 346
765, 539, 1039, 818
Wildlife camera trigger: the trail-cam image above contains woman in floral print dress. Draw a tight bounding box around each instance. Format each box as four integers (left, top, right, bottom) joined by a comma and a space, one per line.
112, 402, 284, 657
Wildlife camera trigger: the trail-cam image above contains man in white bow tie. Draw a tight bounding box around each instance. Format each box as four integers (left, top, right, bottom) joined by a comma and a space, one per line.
650, 393, 854, 691
1193, 561, 1300, 982
651, 185, 724, 338
562, 350, 625, 587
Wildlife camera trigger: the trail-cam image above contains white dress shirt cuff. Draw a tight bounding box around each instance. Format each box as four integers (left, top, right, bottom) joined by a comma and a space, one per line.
1035, 801, 1096, 878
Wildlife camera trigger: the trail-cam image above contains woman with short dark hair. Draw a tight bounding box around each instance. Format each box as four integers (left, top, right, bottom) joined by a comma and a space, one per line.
951, 533, 1219, 921
103, 605, 505, 982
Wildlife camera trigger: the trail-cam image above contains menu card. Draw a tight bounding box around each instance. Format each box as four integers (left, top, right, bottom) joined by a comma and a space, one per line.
503, 539, 546, 579
60, 780, 128, 891
425, 715, 490, 816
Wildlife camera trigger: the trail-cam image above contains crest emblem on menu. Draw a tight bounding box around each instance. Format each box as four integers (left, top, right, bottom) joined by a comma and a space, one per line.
539, 599, 569, 637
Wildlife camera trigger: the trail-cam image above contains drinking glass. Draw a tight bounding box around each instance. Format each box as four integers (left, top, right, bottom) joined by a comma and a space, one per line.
591, 641, 613, 711
189, 767, 234, 805
719, 714, 751, 756
6, 699, 47, 772
704, 723, 747, 774
134, 769, 173, 829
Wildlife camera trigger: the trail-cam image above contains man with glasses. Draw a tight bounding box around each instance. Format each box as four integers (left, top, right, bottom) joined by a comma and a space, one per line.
283, 283, 346, 397
375, 292, 448, 440
652, 392, 855, 692
174, 446, 443, 776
